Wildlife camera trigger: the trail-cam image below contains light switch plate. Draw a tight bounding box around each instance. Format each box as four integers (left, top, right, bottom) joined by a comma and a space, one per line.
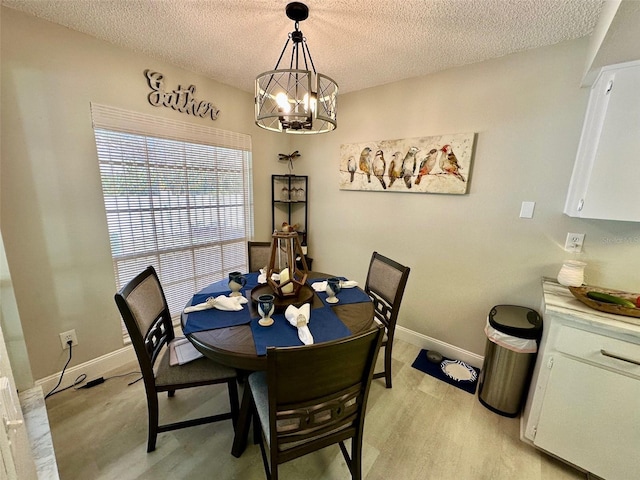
519, 201, 535, 218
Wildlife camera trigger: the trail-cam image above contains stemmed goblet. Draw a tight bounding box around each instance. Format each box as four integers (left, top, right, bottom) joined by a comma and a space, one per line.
228, 271, 247, 297
257, 294, 275, 326
325, 277, 341, 304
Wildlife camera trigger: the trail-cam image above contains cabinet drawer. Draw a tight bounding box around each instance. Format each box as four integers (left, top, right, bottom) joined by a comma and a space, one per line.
555, 325, 640, 378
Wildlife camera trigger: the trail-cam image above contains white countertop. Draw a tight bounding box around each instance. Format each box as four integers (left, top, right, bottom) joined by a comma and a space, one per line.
542, 278, 640, 337
19, 386, 59, 480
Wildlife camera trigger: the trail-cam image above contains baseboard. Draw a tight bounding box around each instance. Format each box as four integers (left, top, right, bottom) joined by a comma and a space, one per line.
395, 325, 484, 368
36, 326, 484, 393
36, 345, 137, 395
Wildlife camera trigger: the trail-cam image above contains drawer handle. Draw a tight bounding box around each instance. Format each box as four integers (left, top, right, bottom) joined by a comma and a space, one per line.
600, 349, 640, 366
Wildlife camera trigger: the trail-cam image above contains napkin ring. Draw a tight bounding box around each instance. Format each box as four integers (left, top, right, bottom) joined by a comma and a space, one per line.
206, 297, 217, 307
296, 314, 308, 327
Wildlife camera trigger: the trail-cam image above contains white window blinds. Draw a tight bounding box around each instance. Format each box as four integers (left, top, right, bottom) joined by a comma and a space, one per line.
91, 103, 253, 324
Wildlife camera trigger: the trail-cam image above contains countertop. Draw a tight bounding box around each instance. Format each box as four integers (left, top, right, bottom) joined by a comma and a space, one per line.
542, 278, 640, 337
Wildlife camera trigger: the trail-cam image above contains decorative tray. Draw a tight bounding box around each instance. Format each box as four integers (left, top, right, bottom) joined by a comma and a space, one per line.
568, 285, 640, 319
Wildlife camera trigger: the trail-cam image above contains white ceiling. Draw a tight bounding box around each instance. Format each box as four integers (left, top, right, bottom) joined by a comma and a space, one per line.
2, 0, 606, 94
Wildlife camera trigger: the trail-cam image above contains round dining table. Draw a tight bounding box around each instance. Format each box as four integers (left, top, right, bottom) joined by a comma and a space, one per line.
182, 271, 375, 372
181, 271, 375, 457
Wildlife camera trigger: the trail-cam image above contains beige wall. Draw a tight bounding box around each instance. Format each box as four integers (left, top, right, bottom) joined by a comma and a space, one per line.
295, 38, 640, 354
2, 7, 639, 382
0, 8, 286, 381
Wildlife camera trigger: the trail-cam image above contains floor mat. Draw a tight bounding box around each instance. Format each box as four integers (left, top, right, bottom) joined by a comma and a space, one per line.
411, 349, 480, 394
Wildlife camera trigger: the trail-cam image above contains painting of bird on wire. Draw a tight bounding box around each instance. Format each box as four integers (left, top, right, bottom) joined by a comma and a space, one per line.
339, 133, 475, 194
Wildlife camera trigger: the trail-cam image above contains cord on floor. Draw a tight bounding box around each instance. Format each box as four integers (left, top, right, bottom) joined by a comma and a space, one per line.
45, 341, 84, 399
78, 371, 142, 389
44, 342, 142, 397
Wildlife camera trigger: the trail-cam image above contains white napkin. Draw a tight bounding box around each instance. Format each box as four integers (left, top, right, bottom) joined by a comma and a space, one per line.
258, 268, 280, 284
284, 303, 313, 345
183, 295, 247, 313
311, 280, 358, 292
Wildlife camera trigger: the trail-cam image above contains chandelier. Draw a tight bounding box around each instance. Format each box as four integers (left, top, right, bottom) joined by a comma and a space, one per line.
255, 2, 338, 134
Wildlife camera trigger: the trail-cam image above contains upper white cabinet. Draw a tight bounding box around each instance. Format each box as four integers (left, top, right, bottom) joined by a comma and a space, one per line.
564, 60, 640, 222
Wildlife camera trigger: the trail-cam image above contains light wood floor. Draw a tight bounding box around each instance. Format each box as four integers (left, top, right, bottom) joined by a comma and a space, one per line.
45, 339, 586, 480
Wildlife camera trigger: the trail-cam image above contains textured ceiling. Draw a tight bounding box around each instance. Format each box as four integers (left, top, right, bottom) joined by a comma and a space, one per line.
2, 0, 605, 94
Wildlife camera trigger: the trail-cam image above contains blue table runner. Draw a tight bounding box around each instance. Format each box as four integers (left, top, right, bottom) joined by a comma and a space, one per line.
197, 272, 261, 296
308, 277, 372, 306
250, 306, 352, 356
182, 292, 253, 335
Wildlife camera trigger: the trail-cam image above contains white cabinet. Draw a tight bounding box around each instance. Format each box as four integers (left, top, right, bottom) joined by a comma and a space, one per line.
521, 280, 640, 480
564, 60, 640, 222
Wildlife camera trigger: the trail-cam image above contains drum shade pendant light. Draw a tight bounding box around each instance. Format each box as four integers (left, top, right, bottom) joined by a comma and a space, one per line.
255, 2, 338, 134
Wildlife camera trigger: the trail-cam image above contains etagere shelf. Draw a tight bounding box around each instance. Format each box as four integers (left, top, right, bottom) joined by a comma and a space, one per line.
271, 174, 308, 247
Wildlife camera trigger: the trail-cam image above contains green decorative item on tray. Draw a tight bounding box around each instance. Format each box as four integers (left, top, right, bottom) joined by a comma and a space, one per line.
569, 285, 640, 318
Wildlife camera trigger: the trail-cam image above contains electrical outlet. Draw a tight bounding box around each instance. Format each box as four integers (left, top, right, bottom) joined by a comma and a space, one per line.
564, 233, 585, 253
59, 329, 78, 349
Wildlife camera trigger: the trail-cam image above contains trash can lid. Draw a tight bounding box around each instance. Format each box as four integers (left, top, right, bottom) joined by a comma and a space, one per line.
488, 305, 542, 339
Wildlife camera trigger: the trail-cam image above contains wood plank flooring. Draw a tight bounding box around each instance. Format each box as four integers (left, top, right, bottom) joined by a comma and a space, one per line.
45, 339, 586, 479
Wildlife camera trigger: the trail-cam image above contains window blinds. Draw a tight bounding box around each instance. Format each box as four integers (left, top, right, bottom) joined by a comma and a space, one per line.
91, 103, 253, 325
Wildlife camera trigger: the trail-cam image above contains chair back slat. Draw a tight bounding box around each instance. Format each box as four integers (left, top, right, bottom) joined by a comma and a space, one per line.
277, 384, 360, 443
369, 290, 393, 329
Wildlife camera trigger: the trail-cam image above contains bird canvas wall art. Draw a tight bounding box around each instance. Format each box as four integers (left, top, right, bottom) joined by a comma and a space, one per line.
339, 133, 475, 194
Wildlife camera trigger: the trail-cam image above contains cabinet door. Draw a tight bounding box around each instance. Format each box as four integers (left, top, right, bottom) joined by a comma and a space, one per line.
565, 62, 640, 222
534, 355, 640, 480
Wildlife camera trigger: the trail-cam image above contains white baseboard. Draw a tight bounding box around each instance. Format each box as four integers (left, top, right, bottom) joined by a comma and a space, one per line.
395, 325, 484, 369
36, 326, 485, 393
36, 345, 137, 395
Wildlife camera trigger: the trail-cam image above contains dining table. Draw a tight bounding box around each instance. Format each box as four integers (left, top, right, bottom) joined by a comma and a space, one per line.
181, 270, 375, 457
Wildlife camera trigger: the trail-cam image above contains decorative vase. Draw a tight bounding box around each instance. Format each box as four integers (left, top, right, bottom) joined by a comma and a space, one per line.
557, 260, 586, 287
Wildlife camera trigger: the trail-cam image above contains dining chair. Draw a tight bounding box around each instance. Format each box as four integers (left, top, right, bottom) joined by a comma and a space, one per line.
365, 251, 411, 389
114, 266, 239, 453
248, 241, 272, 272
248, 324, 385, 480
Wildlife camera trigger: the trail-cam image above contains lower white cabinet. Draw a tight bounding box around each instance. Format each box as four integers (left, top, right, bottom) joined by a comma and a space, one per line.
522, 280, 640, 480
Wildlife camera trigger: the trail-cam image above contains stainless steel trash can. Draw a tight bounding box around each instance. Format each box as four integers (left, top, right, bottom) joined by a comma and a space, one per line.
478, 305, 542, 417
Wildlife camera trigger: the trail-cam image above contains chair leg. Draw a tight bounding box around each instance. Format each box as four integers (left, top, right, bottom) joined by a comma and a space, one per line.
351, 436, 363, 480
269, 442, 279, 480
339, 439, 362, 480
147, 393, 159, 452
228, 379, 240, 430
253, 413, 275, 480
252, 409, 260, 445
231, 388, 253, 458
384, 343, 393, 389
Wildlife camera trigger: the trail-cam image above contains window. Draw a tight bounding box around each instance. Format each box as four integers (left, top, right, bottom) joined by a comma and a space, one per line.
91, 104, 253, 327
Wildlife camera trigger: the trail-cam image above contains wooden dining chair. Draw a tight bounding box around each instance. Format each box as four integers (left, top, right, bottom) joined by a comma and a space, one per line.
248, 324, 384, 480
248, 241, 272, 272
365, 251, 410, 389
114, 266, 239, 452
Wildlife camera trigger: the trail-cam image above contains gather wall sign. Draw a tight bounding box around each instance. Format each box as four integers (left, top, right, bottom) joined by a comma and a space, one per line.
144, 70, 220, 121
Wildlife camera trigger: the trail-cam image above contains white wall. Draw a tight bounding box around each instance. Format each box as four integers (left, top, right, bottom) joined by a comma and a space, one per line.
1, 8, 639, 383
